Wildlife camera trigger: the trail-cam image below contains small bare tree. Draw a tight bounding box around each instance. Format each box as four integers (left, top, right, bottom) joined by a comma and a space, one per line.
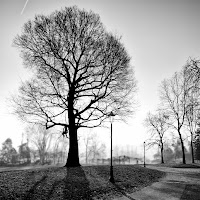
26, 124, 54, 164
83, 133, 93, 164
144, 111, 169, 163
113, 145, 120, 158
82, 132, 106, 164
51, 133, 69, 164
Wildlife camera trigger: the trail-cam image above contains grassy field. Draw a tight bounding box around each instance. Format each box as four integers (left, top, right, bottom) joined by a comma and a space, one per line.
0, 164, 165, 200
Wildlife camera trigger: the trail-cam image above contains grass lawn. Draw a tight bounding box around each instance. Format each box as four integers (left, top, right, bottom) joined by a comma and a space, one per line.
150, 163, 200, 168
0, 164, 165, 200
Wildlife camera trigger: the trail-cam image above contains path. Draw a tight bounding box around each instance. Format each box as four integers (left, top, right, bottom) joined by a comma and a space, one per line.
115, 165, 200, 200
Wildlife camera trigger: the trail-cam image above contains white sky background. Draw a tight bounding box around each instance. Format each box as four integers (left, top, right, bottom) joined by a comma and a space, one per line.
0, 0, 200, 159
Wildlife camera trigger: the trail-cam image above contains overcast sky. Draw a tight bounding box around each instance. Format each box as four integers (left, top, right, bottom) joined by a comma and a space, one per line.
0, 0, 200, 158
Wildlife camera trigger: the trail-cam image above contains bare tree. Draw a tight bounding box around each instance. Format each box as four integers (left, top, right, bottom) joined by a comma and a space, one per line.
184, 58, 200, 88
159, 70, 191, 164
26, 125, 54, 164
89, 135, 106, 163
184, 92, 200, 163
82, 132, 106, 164
184, 58, 200, 163
82, 133, 93, 164
113, 145, 120, 158
12, 6, 137, 167
51, 133, 69, 164
144, 111, 169, 163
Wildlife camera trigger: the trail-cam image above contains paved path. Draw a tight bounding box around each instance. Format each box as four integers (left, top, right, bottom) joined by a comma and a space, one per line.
115, 166, 200, 200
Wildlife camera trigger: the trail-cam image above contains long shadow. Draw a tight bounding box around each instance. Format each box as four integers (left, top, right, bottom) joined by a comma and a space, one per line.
0, 169, 48, 200
47, 167, 93, 200
0, 166, 93, 199
23, 174, 48, 199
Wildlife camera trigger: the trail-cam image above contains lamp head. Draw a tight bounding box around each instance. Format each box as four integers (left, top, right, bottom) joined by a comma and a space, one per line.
108, 111, 115, 123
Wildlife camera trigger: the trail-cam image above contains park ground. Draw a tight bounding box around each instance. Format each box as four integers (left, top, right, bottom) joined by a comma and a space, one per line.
0, 164, 199, 199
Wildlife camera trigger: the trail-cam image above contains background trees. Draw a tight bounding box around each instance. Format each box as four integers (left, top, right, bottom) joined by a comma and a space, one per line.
144, 111, 169, 163
51, 132, 69, 164
184, 101, 199, 163
81, 132, 106, 164
26, 124, 55, 165
184, 58, 200, 163
0, 138, 18, 164
194, 131, 200, 161
18, 142, 31, 163
146, 58, 200, 164
82, 132, 93, 164
87, 134, 106, 163
159, 71, 190, 164
12, 6, 137, 167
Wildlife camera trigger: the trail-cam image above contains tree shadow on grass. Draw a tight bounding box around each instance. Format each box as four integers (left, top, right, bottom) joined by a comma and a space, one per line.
0, 167, 93, 200
0, 167, 93, 199
0, 169, 48, 200
47, 167, 93, 200
23, 174, 48, 199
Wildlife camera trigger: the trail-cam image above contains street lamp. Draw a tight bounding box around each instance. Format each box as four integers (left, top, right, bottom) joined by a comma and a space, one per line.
144, 141, 146, 167
108, 111, 115, 183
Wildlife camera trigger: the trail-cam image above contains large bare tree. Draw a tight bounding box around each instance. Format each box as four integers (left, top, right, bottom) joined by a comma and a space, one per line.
12, 6, 137, 167
144, 111, 169, 163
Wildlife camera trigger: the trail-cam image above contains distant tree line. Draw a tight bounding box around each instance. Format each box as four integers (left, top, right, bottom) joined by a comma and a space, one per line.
0, 138, 19, 165
0, 125, 68, 166
144, 58, 200, 164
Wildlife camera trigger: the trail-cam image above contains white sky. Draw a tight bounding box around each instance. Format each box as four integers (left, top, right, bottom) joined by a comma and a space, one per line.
0, 0, 200, 158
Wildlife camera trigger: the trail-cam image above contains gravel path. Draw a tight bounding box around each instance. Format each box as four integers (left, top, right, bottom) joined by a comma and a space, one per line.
115, 165, 200, 200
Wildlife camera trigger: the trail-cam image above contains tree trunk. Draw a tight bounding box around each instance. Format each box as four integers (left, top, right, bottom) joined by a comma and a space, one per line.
65, 126, 80, 167
65, 97, 80, 167
40, 152, 45, 165
179, 131, 186, 164
191, 132, 195, 163
160, 144, 164, 164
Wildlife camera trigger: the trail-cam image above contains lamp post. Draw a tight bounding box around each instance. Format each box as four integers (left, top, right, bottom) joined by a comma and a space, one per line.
108, 111, 115, 183
144, 141, 146, 167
